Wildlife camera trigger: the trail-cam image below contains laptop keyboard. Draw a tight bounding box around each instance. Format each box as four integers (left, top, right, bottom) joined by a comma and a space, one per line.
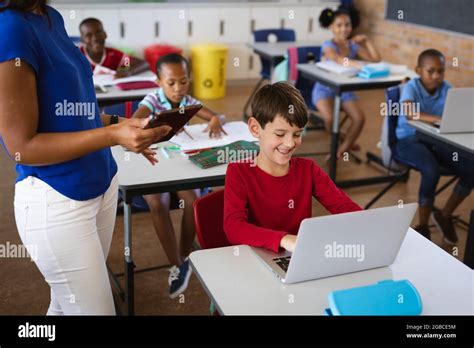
273, 256, 291, 272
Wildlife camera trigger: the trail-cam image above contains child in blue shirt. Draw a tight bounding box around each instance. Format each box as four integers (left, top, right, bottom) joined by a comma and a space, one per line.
312, 6, 381, 159
395, 49, 474, 244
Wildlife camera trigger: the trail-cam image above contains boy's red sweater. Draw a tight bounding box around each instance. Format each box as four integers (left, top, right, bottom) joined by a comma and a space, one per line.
224, 157, 362, 253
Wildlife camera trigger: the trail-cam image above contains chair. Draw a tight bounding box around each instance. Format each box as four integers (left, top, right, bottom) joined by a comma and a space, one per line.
364, 85, 412, 208
193, 189, 229, 250
253, 29, 296, 80
102, 100, 141, 119
365, 86, 467, 233
242, 29, 296, 120
290, 45, 323, 124
193, 189, 229, 315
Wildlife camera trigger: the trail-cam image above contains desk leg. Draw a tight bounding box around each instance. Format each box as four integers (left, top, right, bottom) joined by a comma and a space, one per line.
329, 95, 341, 181
464, 210, 474, 269
124, 201, 135, 315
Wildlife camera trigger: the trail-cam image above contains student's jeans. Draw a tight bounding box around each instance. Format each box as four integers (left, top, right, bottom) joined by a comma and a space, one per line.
14, 174, 118, 315
395, 136, 474, 207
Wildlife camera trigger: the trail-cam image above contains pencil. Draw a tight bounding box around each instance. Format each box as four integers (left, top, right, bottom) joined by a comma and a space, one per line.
183, 128, 194, 140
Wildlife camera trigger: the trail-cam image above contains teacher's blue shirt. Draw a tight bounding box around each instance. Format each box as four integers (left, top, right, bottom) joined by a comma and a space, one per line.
0, 6, 117, 200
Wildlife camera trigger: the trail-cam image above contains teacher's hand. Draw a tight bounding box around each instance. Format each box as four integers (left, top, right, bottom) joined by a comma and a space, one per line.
110, 118, 171, 153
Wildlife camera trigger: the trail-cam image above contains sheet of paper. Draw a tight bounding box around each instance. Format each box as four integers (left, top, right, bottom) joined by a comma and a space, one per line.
169, 121, 256, 151
93, 70, 157, 87
93, 73, 115, 87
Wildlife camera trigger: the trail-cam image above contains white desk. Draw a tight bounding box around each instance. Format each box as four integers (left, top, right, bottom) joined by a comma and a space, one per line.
111, 144, 227, 315
95, 71, 158, 108
248, 41, 316, 62
297, 63, 415, 93
112, 143, 228, 190
408, 121, 474, 158
96, 87, 157, 108
297, 63, 416, 185
190, 229, 473, 315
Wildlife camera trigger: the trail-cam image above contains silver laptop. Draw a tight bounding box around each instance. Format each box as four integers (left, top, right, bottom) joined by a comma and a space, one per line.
252, 203, 418, 284
437, 88, 474, 133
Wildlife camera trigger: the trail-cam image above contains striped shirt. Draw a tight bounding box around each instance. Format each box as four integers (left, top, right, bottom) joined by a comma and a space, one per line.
139, 87, 201, 114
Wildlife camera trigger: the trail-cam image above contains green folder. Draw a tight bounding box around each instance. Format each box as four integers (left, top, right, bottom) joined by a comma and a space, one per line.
188, 141, 259, 169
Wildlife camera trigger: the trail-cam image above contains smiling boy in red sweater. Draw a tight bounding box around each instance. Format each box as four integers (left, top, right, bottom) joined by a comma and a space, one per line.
224, 82, 362, 253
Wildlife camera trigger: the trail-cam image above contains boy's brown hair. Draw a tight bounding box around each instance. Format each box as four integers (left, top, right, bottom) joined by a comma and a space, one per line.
251, 82, 308, 129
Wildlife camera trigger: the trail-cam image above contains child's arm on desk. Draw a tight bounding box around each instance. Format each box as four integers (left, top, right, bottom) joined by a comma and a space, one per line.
196, 106, 227, 138
323, 44, 363, 69
401, 101, 441, 124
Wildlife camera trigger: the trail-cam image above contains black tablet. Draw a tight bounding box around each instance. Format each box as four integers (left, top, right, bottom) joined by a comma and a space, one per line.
144, 104, 203, 142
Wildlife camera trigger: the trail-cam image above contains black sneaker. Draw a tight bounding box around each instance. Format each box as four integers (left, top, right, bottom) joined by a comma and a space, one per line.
168, 258, 192, 299
414, 224, 431, 240
432, 210, 458, 245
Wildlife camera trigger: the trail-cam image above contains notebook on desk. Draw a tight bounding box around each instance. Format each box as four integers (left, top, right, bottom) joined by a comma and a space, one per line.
188, 141, 259, 169
316, 61, 360, 76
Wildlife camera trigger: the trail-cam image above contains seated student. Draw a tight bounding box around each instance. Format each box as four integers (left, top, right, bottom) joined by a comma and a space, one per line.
395, 49, 474, 244
224, 82, 362, 253
132, 53, 226, 298
312, 7, 381, 159
79, 17, 149, 77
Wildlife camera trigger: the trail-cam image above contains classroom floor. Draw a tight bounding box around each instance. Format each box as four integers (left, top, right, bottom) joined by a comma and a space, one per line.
0, 82, 471, 315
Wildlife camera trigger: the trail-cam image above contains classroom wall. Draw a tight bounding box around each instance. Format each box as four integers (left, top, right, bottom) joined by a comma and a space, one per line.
354, 0, 474, 87
51, 1, 337, 81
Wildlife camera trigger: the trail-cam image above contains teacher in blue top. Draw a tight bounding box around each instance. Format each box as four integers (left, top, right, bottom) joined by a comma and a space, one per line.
0, 0, 170, 315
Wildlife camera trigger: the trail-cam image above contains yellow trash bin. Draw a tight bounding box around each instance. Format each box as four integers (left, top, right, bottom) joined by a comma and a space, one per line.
191, 44, 228, 100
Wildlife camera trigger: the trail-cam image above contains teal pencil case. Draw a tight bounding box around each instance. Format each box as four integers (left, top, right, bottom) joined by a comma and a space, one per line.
325, 279, 422, 316
357, 63, 390, 79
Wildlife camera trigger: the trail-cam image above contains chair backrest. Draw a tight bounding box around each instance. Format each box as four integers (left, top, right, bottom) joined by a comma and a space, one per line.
253, 29, 296, 80
193, 189, 229, 250
385, 85, 402, 150
288, 45, 321, 83
102, 100, 141, 119
253, 29, 296, 43
291, 46, 321, 109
